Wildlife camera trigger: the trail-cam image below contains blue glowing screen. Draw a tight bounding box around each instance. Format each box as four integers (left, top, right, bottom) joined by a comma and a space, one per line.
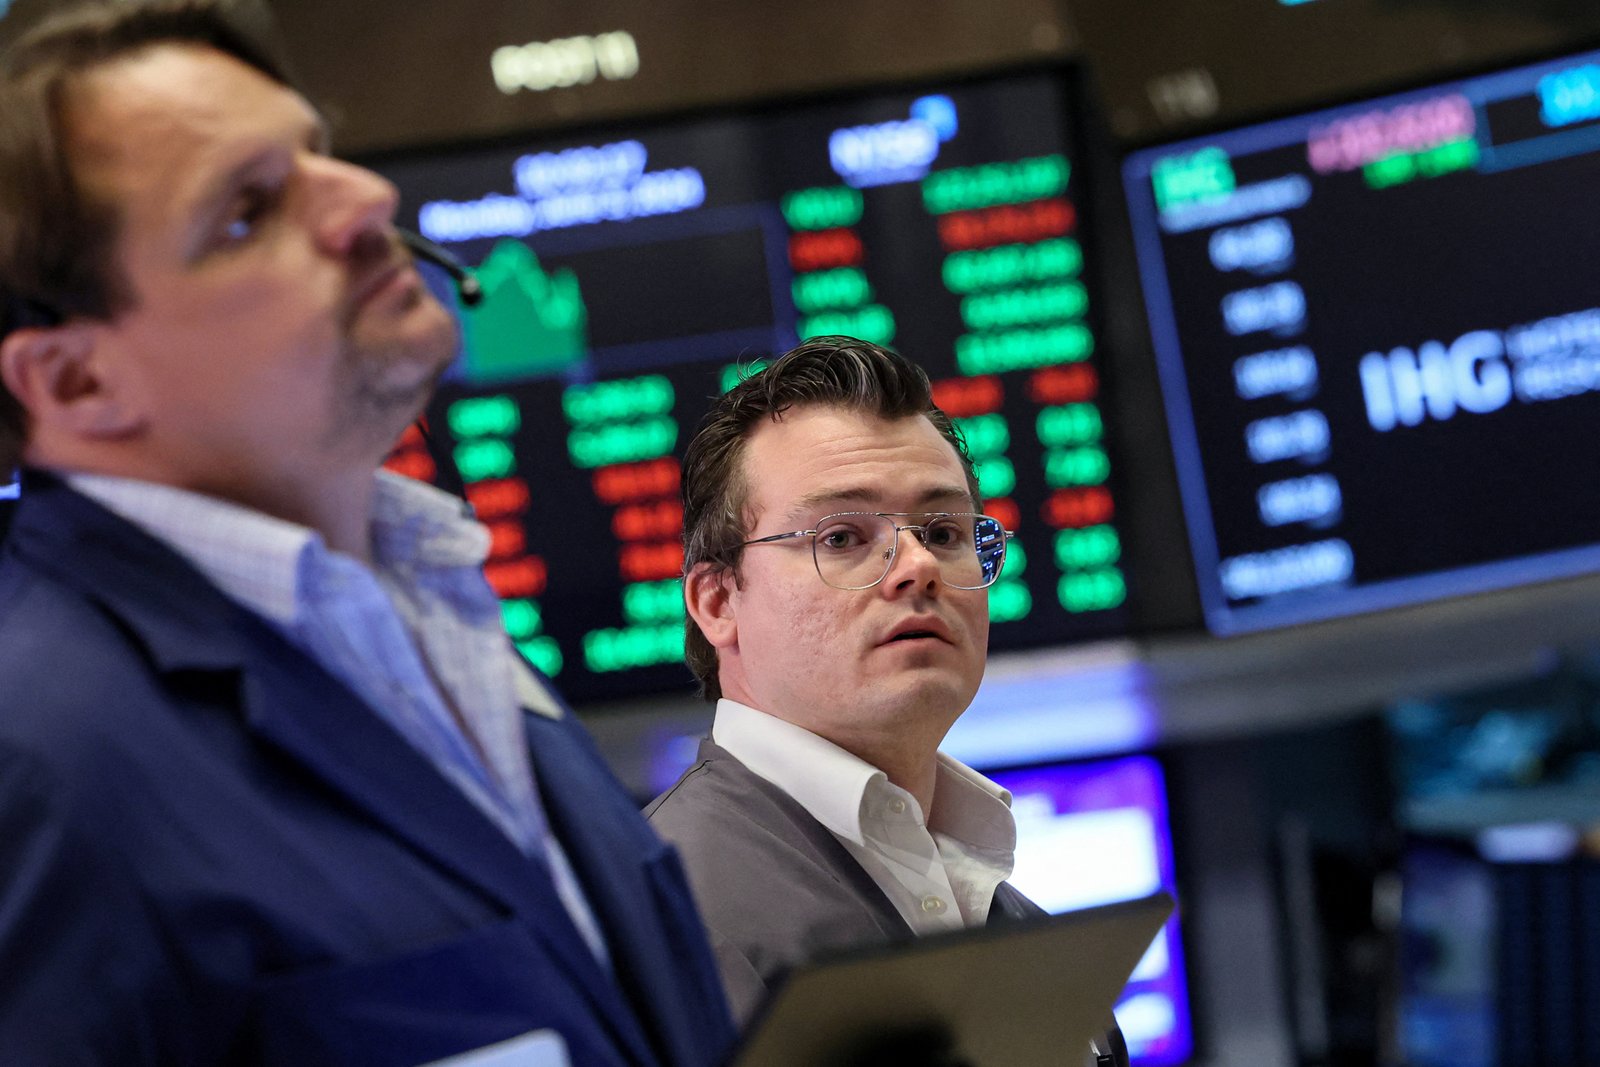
989, 755, 1194, 1066
1123, 47, 1600, 635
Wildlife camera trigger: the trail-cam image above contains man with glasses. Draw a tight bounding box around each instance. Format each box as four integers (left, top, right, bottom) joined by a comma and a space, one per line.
647, 336, 1038, 1022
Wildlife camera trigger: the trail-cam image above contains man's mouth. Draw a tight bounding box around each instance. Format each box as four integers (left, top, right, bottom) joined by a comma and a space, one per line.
350, 260, 412, 310
881, 617, 954, 645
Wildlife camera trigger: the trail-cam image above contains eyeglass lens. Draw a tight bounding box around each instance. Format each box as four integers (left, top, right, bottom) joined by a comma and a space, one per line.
811, 514, 1007, 590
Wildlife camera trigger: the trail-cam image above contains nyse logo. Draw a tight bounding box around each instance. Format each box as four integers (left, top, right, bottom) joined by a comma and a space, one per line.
1358, 330, 1513, 431
829, 96, 957, 189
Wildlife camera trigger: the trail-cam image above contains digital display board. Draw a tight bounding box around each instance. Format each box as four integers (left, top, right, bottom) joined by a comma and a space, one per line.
990, 754, 1193, 1066
375, 70, 1131, 706
1122, 48, 1600, 636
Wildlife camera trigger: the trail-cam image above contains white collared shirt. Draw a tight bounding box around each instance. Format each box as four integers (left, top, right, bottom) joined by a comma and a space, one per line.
712, 698, 1017, 934
65, 469, 607, 964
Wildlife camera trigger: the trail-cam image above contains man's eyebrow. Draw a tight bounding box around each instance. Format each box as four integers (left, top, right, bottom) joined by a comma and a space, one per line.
780, 484, 973, 525
182, 114, 329, 260
181, 150, 269, 258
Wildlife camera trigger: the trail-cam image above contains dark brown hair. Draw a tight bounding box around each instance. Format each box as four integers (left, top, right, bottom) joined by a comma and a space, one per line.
0, 0, 291, 471
681, 336, 979, 701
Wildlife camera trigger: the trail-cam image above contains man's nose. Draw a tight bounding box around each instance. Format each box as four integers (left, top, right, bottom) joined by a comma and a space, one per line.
886, 526, 943, 592
307, 156, 401, 257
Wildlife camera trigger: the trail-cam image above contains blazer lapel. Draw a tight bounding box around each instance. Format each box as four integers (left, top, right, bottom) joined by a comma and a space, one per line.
235, 640, 549, 914
238, 647, 640, 1040
522, 709, 676, 1067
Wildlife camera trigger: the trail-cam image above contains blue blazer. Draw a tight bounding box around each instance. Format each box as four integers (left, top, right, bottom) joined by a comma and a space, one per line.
0, 475, 735, 1066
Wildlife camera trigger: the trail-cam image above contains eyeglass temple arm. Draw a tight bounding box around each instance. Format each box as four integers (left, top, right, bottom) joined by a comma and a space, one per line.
739, 529, 814, 547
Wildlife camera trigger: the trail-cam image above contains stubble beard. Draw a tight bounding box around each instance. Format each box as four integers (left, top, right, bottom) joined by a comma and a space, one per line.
325, 295, 457, 457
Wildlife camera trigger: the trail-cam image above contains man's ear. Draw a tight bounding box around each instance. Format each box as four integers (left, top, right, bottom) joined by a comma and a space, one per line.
0, 323, 141, 440
684, 561, 739, 650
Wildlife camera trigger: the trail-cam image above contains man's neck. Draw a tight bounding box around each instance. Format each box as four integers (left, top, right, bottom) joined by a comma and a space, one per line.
719, 687, 953, 820
295, 471, 379, 561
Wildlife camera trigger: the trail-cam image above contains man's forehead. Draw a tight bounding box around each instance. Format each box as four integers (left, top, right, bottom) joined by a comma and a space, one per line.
66, 43, 320, 179
741, 405, 971, 519
73, 42, 303, 118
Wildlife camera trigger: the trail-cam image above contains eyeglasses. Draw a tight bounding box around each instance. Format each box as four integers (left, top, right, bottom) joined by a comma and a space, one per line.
741, 512, 1013, 590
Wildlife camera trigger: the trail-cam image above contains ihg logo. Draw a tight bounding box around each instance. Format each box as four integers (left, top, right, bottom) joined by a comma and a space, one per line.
1357, 330, 1513, 432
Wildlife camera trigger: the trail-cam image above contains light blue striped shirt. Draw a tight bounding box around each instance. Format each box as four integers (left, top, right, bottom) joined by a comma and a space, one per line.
66, 469, 608, 964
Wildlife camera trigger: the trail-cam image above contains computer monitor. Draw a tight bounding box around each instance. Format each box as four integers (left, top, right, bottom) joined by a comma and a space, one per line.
1122, 47, 1600, 636
988, 753, 1194, 1065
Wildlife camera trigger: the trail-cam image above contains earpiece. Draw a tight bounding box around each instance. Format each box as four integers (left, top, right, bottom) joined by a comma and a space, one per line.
397, 228, 484, 307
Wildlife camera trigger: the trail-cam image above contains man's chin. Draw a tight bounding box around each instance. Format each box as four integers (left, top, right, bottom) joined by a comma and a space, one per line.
869, 674, 978, 724
409, 299, 462, 371
361, 307, 459, 386
338, 339, 455, 460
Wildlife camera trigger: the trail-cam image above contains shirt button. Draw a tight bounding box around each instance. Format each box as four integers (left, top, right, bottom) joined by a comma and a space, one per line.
889, 798, 907, 815
921, 896, 946, 914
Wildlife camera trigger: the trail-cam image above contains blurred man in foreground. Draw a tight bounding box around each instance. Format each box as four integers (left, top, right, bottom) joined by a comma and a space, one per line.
0, 3, 733, 1062
647, 337, 1042, 1021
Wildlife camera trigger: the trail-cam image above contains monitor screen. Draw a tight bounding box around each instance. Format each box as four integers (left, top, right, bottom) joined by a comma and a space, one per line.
988, 754, 1194, 1066
1122, 47, 1600, 636
374, 69, 1131, 705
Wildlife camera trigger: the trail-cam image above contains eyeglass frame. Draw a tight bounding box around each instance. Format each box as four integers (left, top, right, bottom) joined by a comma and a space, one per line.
738, 511, 1014, 591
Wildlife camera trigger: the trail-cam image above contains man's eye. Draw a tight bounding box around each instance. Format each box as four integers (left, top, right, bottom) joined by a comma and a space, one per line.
818, 527, 867, 551
220, 185, 281, 245
925, 521, 967, 548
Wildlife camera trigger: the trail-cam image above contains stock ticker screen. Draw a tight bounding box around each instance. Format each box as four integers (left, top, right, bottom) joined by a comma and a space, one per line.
1122, 48, 1600, 637
376, 70, 1131, 705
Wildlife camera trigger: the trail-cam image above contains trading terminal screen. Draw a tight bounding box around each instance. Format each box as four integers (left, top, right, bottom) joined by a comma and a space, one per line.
1122, 48, 1600, 636
991, 754, 1193, 1066
376, 70, 1131, 705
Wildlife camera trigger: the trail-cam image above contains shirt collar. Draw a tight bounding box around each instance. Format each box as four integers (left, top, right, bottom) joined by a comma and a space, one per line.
929, 751, 1016, 853
368, 469, 490, 571
513, 660, 565, 720
711, 699, 1017, 851
63, 469, 488, 627
712, 699, 883, 847
64, 470, 566, 723
66, 470, 315, 624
